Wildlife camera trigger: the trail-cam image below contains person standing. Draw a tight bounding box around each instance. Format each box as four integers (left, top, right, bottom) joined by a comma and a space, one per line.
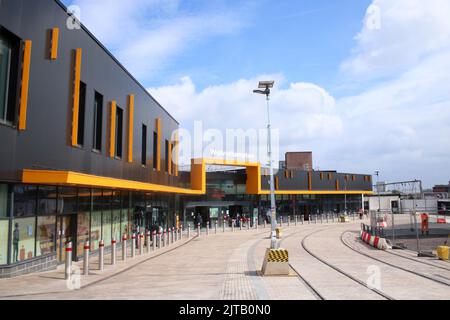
13, 223, 20, 262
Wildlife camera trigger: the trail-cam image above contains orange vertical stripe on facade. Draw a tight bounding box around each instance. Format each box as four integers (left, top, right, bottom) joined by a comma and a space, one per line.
308, 171, 312, 191
275, 176, 279, 190
50, 28, 59, 60
174, 131, 179, 176
155, 118, 161, 171
336, 179, 340, 190
110, 101, 116, 157
168, 141, 172, 175
18, 40, 32, 131
127, 95, 134, 163
71, 48, 82, 145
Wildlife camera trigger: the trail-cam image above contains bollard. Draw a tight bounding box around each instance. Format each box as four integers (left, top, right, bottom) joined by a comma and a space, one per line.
139, 233, 144, 255
256, 218, 259, 230
171, 227, 174, 244
247, 219, 250, 230
206, 222, 209, 236
65, 242, 72, 280
180, 225, 183, 240
280, 216, 283, 227
174, 227, 178, 242
197, 223, 201, 237
187, 224, 191, 238
158, 231, 162, 249
83, 240, 90, 276
295, 215, 298, 226
288, 216, 290, 227
152, 231, 156, 251
131, 233, 136, 257
146, 231, 151, 253
215, 221, 218, 234
122, 234, 127, 261
111, 238, 116, 265
321, 213, 323, 224
326, 213, 329, 223
264, 219, 266, 229
240, 219, 243, 231
223, 219, 226, 233
99, 239, 104, 272
163, 230, 166, 247
232, 220, 235, 232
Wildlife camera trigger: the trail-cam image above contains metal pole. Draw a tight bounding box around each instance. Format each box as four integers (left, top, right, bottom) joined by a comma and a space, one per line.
139, 233, 144, 255
295, 215, 297, 226
215, 221, 218, 234
232, 219, 235, 232
111, 238, 116, 265
83, 240, 90, 276
197, 223, 201, 237
65, 242, 72, 280
99, 239, 104, 272
223, 219, 226, 233
240, 219, 243, 231
266, 93, 277, 250
122, 234, 127, 261
131, 234, 136, 257
206, 222, 209, 236
152, 231, 156, 251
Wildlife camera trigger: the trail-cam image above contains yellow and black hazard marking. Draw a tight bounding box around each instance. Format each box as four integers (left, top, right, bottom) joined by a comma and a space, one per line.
267, 249, 289, 262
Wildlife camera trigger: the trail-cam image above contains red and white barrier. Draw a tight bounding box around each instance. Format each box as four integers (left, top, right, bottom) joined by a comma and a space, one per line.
360, 231, 389, 250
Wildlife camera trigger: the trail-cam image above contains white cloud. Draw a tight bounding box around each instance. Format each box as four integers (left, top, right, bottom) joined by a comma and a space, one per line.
67, 0, 247, 80
341, 0, 450, 79
148, 75, 343, 165
150, 0, 450, 187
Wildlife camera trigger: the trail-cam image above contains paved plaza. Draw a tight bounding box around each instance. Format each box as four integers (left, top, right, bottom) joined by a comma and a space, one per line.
0, 219, 449, 300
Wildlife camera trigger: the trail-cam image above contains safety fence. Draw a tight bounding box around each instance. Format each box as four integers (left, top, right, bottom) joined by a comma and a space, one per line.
369, 210, 450, 255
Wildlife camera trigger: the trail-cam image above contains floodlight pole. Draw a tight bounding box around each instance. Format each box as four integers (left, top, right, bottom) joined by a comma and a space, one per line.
266, 92, 277, 250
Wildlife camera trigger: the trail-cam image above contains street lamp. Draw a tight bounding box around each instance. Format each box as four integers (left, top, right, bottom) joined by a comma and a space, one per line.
375, 171, 381, 213
253, 80, 277, 249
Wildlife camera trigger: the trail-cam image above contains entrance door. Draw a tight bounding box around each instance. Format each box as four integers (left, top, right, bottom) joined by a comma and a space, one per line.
56, 215, 76, 263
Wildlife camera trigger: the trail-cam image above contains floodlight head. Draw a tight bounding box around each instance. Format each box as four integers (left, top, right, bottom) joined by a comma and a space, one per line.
258, 81, 274, 89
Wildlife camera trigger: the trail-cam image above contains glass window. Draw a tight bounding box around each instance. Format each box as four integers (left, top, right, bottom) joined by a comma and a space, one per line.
141, 124, 147, 166
121, 192, 130, 239
153, 131, 158, 169
93, 91, 103, 152
0, 28, 19, 124
11, 217, 36, 263
77, 81, 86, 146
59, 187, 77, 215
115, 107, 123, 158
36, 216, 56, 257
0, 220, 8, 264
77, 188, 90, 256
37, 186, 57, 215
0, 184, 8, 218
91, 189, 102, 251
112, 191, 121, 243
13, 185, 37, 217
102, 190, 112, 246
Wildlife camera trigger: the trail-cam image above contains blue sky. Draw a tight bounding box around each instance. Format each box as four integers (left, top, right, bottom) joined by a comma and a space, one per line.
62, 0, 450, 188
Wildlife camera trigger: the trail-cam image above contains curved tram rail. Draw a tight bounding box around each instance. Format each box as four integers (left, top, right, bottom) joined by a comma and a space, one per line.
341, 231, 450, 288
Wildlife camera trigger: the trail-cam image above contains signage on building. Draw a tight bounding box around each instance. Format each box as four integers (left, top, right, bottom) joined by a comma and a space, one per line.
424, 192, 449, 199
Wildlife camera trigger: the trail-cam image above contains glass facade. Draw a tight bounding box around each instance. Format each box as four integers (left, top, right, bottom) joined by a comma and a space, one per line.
11, 217, 35, 262
0, 184, 176, 266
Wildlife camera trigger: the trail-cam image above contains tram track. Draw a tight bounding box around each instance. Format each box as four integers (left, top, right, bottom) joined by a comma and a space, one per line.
299, 229, 395, 300
341, 231, 450, 288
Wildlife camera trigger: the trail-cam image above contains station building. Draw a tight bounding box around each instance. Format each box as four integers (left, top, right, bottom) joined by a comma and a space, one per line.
0, 0, 373, 277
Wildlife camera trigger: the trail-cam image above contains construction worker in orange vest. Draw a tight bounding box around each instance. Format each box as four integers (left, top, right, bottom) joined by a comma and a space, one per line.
420, 213, 429, 236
